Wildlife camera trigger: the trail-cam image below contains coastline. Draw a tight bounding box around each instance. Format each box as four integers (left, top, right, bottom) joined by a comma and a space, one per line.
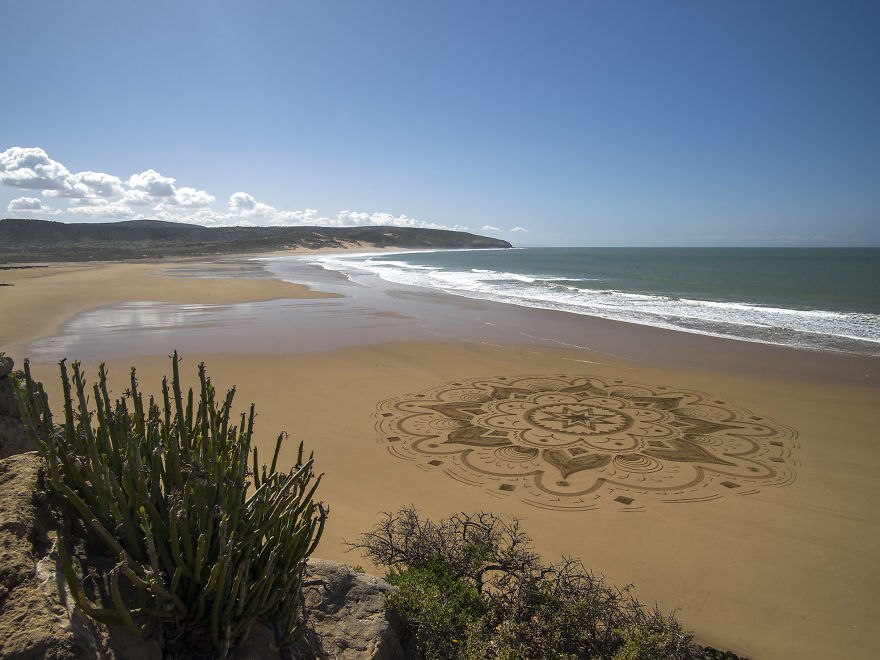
2, 254, 879, 659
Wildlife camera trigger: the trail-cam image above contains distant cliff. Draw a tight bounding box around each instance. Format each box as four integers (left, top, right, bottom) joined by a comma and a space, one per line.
0, 218, 512, 262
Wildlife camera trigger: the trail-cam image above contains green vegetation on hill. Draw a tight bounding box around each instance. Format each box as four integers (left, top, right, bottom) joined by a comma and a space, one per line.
0, 218, 512, 262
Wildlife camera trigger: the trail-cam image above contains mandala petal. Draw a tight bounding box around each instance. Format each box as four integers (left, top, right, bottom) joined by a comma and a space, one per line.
444, 425, 511, 447
487, 385, 536, 399
542, 449, 611, 478
676, 415, 740, 436
424, 401, 487, 422
642, 437, 735, 466
560, 381, 610, 397
624, 395, 685, 411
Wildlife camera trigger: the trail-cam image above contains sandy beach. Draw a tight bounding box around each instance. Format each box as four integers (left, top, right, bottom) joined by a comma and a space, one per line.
2, 254, 879, 659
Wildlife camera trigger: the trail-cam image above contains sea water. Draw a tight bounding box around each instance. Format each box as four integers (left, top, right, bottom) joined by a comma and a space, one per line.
300, 247, 880, 356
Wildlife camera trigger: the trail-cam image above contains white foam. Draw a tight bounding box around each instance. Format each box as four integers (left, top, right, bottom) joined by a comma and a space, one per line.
285, 252, 880, 353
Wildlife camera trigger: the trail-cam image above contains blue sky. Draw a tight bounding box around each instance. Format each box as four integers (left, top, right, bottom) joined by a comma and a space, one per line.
1, 1, 878, 246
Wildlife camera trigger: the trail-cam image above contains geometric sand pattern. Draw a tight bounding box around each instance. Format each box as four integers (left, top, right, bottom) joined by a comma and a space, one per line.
375, 375, 799, 511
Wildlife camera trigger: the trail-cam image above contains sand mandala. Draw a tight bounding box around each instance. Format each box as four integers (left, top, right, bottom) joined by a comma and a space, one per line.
375, 375, 799, 511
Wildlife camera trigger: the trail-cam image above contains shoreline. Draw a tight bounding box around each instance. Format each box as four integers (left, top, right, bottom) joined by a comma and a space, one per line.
7, 254, 876, 387
298, 247, 880, 360
3, 254, 879, 658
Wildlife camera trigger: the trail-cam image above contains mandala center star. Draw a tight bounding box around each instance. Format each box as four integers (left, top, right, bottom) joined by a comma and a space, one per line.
524, 403, 632, 436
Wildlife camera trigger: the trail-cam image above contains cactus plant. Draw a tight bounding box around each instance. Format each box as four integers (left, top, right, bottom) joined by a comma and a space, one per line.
15, 352, 326, 657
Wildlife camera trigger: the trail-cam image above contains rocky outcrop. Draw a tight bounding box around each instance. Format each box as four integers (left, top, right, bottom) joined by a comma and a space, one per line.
0, 452, 99, 659
0, 356, 35, 459
0, 452, 406, 659
294, 559, 407, 659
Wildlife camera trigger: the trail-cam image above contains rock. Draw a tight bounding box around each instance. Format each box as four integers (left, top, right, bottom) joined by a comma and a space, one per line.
0, 452, 158, 659
295, 559, 406, 660
229, 622, 282, 660
0, 452, 81, 659
0, 356, 13, 379
0, 358, 36, 459
0, 377, 17, 418
0, 416, 32, 460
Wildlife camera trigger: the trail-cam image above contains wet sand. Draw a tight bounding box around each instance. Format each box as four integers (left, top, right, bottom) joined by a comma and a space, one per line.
0, 260, 333, 352
3, 255, 879, 659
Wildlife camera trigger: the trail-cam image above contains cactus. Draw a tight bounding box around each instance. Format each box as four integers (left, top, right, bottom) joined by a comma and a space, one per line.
15, 352, 326, 656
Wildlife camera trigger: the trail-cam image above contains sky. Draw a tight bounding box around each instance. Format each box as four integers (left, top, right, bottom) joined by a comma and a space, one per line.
1, 1, 878, 247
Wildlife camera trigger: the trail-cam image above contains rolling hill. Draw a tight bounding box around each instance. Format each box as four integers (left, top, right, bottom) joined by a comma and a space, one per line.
0, 219, 511, 263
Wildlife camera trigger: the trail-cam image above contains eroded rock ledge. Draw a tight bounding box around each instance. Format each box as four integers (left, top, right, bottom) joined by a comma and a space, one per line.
0, 356, 34, 460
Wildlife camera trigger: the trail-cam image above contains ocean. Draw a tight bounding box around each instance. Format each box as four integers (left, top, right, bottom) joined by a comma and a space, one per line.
300, 247, 880, 356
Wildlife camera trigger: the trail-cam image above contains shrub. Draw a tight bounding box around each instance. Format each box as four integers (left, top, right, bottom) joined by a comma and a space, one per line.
348, 506, 693, 659
15, 352, 326, 657
384, 557, 488, 659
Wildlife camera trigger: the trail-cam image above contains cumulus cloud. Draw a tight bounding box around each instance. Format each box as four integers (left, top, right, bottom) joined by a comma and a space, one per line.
482, 224, 501, 232
224, 194, 467, 230
139, 206, 223, 226
7, 196, 43, 211
0, 147, 124, 199
1, 146, 470, 232
122, 189, 154, 205
69, 198, 133, 219
128, 169, 176, 197
0, 147, 72, 190
336, 210, 420, 228
172, 187, 215, 207
510, 226, 528, 232
228, 191, 276, 217
332, 210, 468, 231
124, 169, 214, 209
6, 196, 61, 214
227, 193, 321, 225
73, 171, 124, 197
45, 170, 125, 198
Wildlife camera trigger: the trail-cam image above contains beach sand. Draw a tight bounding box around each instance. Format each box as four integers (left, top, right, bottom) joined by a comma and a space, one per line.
2, 255, 879, 659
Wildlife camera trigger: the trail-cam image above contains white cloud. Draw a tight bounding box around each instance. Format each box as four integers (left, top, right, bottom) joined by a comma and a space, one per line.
224, 195, 468, 231
6, 196, 61, 214
69, 198, 133, 219
73, 171, 124, 198
510, 226, 528, 232
228, 193, 320, 225
128, 169, 176, 197
123, 189, 155, 206
126, 170, 213, 209
172, 186, 215, 207
336, 210, 422, 228
139, 206, 223, 226
7, 196, 43, 211
228, 191, 277, 217
1, 147, 73, 191
0, 148, 124, 199
272, 208, 321, 225
45, 170, 125, 198
229, 191, 256, 212
333, 210, 468, 231
482, 224, 501, 232
1, 146, 471, 233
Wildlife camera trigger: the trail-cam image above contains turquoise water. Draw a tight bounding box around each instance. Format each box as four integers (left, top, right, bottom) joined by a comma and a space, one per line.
302, 247, 880, 355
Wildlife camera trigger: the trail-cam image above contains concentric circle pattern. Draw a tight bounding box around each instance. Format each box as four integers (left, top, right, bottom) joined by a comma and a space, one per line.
375, 375, 799, 510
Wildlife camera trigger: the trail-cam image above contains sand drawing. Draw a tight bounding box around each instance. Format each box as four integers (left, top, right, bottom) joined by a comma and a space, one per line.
375, 375, 798, 511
